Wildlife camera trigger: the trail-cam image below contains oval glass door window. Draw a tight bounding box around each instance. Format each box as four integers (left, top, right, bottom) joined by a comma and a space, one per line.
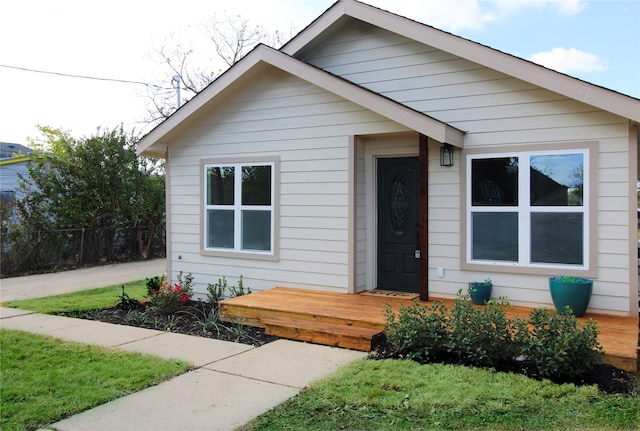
389, 175, 410, 236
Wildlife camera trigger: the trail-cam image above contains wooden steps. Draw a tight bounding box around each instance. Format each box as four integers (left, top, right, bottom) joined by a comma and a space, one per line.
262, 316, 384, 351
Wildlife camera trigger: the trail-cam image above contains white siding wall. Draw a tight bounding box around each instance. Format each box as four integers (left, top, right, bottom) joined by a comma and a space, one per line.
304, 19, 633, 314
168, 67, 409, 297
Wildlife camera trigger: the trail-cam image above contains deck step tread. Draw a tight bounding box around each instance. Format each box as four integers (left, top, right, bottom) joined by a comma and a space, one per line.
262, 316, 384, 351
262, 316, 383, 337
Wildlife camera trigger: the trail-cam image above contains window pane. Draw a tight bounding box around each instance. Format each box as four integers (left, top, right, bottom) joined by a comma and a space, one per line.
242, 210, 271, 251
207, 167, 234, 205
207, 209, 234, 248
471, 157, 518, 206
531, 212, 583, 265
242, 165, 271, 205
472, 212, 518, 261
530, 154, 583, 206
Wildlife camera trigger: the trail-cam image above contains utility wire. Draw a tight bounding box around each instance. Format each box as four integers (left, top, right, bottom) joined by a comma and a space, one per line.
0, 64, 175, 90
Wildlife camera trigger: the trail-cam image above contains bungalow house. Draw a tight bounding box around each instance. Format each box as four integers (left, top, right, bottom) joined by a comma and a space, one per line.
137, 0, 640, 317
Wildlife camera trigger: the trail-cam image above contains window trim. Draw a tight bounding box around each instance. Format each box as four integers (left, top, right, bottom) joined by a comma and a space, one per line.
460, 142, 597, 277
200, 156, 280, 261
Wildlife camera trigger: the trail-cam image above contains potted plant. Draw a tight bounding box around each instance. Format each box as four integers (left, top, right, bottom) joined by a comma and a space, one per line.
468, 278, 492, 305
549, 276, 593, 317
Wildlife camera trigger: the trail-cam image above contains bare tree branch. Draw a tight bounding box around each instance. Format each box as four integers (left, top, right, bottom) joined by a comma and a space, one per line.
139, 13, 292, 128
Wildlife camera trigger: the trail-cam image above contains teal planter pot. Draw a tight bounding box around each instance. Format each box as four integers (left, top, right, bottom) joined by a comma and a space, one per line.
549, 277, 593, 317
469, 281, 492, 305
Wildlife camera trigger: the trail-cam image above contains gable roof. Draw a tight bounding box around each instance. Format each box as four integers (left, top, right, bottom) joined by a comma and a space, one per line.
282, 0, 640, 123
137, 44, 463, 157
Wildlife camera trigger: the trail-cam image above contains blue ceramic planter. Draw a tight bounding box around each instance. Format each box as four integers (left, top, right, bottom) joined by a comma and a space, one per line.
469, 282, 492, 305
549, 277, 593, 317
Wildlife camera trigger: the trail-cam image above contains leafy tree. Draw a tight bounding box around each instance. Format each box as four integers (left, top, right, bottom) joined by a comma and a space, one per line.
16, 126, 164, 262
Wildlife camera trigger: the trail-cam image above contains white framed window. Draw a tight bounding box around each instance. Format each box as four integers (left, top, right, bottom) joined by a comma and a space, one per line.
466, 148, 590, 270
203, 160, 275, 255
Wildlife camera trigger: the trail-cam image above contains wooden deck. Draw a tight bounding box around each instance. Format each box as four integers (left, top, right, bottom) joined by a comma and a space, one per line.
220, 287, 639, 373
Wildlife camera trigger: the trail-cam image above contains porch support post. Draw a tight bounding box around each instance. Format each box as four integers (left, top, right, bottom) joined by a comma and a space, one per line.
419, 134, 429, 301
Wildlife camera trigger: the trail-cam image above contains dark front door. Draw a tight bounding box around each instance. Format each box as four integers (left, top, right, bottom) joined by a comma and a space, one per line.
377, 157, 419, 292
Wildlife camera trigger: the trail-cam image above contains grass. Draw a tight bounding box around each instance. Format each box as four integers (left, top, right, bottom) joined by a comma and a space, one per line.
0, 329, 189, 431
243, 359, 640, 431
1, 280, 148, 314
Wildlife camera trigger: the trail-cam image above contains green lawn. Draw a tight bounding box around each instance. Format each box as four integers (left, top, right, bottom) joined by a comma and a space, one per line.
243, 359, 640, 431
0, 329, 189, 431
1, 280, 148, 314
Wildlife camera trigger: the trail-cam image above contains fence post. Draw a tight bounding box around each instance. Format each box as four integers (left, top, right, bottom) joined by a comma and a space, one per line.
79, 227, 85, 265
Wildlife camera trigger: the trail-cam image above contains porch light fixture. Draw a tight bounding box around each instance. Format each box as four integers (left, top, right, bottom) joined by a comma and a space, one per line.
440, 143, 454, 167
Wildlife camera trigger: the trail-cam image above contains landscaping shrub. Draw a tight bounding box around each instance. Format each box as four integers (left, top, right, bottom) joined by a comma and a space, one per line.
146, 271, 193, 315
382, 295, 603, 381
206, 278, 226, 304
207, 275, 252, 304
145, 275, 165, 295
524, 307, 603, 379
446, 295, 528, 368
383, 300, 448, 361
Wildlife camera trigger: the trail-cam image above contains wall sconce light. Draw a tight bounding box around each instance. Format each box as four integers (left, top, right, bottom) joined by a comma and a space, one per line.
440, 143, 454, 167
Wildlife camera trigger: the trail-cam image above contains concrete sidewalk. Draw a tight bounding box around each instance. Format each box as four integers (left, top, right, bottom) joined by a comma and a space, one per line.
0, 261, 366, 431
1, 259, 166, 302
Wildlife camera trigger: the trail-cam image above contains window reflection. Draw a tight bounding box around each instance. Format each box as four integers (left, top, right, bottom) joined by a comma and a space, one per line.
530, 154, 583, 206
242, 165, 271, 206
471, 157, 518, 206
207, 167, 234, 205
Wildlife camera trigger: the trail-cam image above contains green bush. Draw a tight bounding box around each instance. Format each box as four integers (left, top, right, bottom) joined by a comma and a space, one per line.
383, 300, 448, 361
446, 295, 528, 368
523, 307, 603, 379
146, 272, 193, 315
383, 295, 602, 380
145, 275, 165, 295
228, 275, 251, 297
206, 275, 251, 304
206, 278, 226, 304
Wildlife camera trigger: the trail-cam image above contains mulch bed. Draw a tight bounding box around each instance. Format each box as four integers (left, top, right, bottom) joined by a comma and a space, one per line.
66, 300, 278, 347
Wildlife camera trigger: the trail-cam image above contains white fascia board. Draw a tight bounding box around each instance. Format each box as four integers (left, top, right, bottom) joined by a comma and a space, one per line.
283, 0, 640, 123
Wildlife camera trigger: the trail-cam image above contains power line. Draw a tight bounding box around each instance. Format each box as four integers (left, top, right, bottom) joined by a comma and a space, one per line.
0, 64, 174, 90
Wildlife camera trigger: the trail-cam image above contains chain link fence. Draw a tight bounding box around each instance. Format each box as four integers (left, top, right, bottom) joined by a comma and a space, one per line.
0, 226, 165, 278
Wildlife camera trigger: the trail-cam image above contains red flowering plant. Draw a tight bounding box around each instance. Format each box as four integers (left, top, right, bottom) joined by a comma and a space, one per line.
146, 272, 194, 315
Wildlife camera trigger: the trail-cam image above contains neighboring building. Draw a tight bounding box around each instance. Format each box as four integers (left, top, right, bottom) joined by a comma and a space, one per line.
0, 143, 35, 225
137, 0, 640, 317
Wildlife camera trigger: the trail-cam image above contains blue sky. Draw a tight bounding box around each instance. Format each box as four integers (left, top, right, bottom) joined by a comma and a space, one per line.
1, 0, 638, 144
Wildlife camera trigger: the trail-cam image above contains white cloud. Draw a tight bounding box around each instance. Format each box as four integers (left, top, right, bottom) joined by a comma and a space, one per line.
528, 47, 607, 73
493, 0, 586, 15
547, 0, 586, 16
